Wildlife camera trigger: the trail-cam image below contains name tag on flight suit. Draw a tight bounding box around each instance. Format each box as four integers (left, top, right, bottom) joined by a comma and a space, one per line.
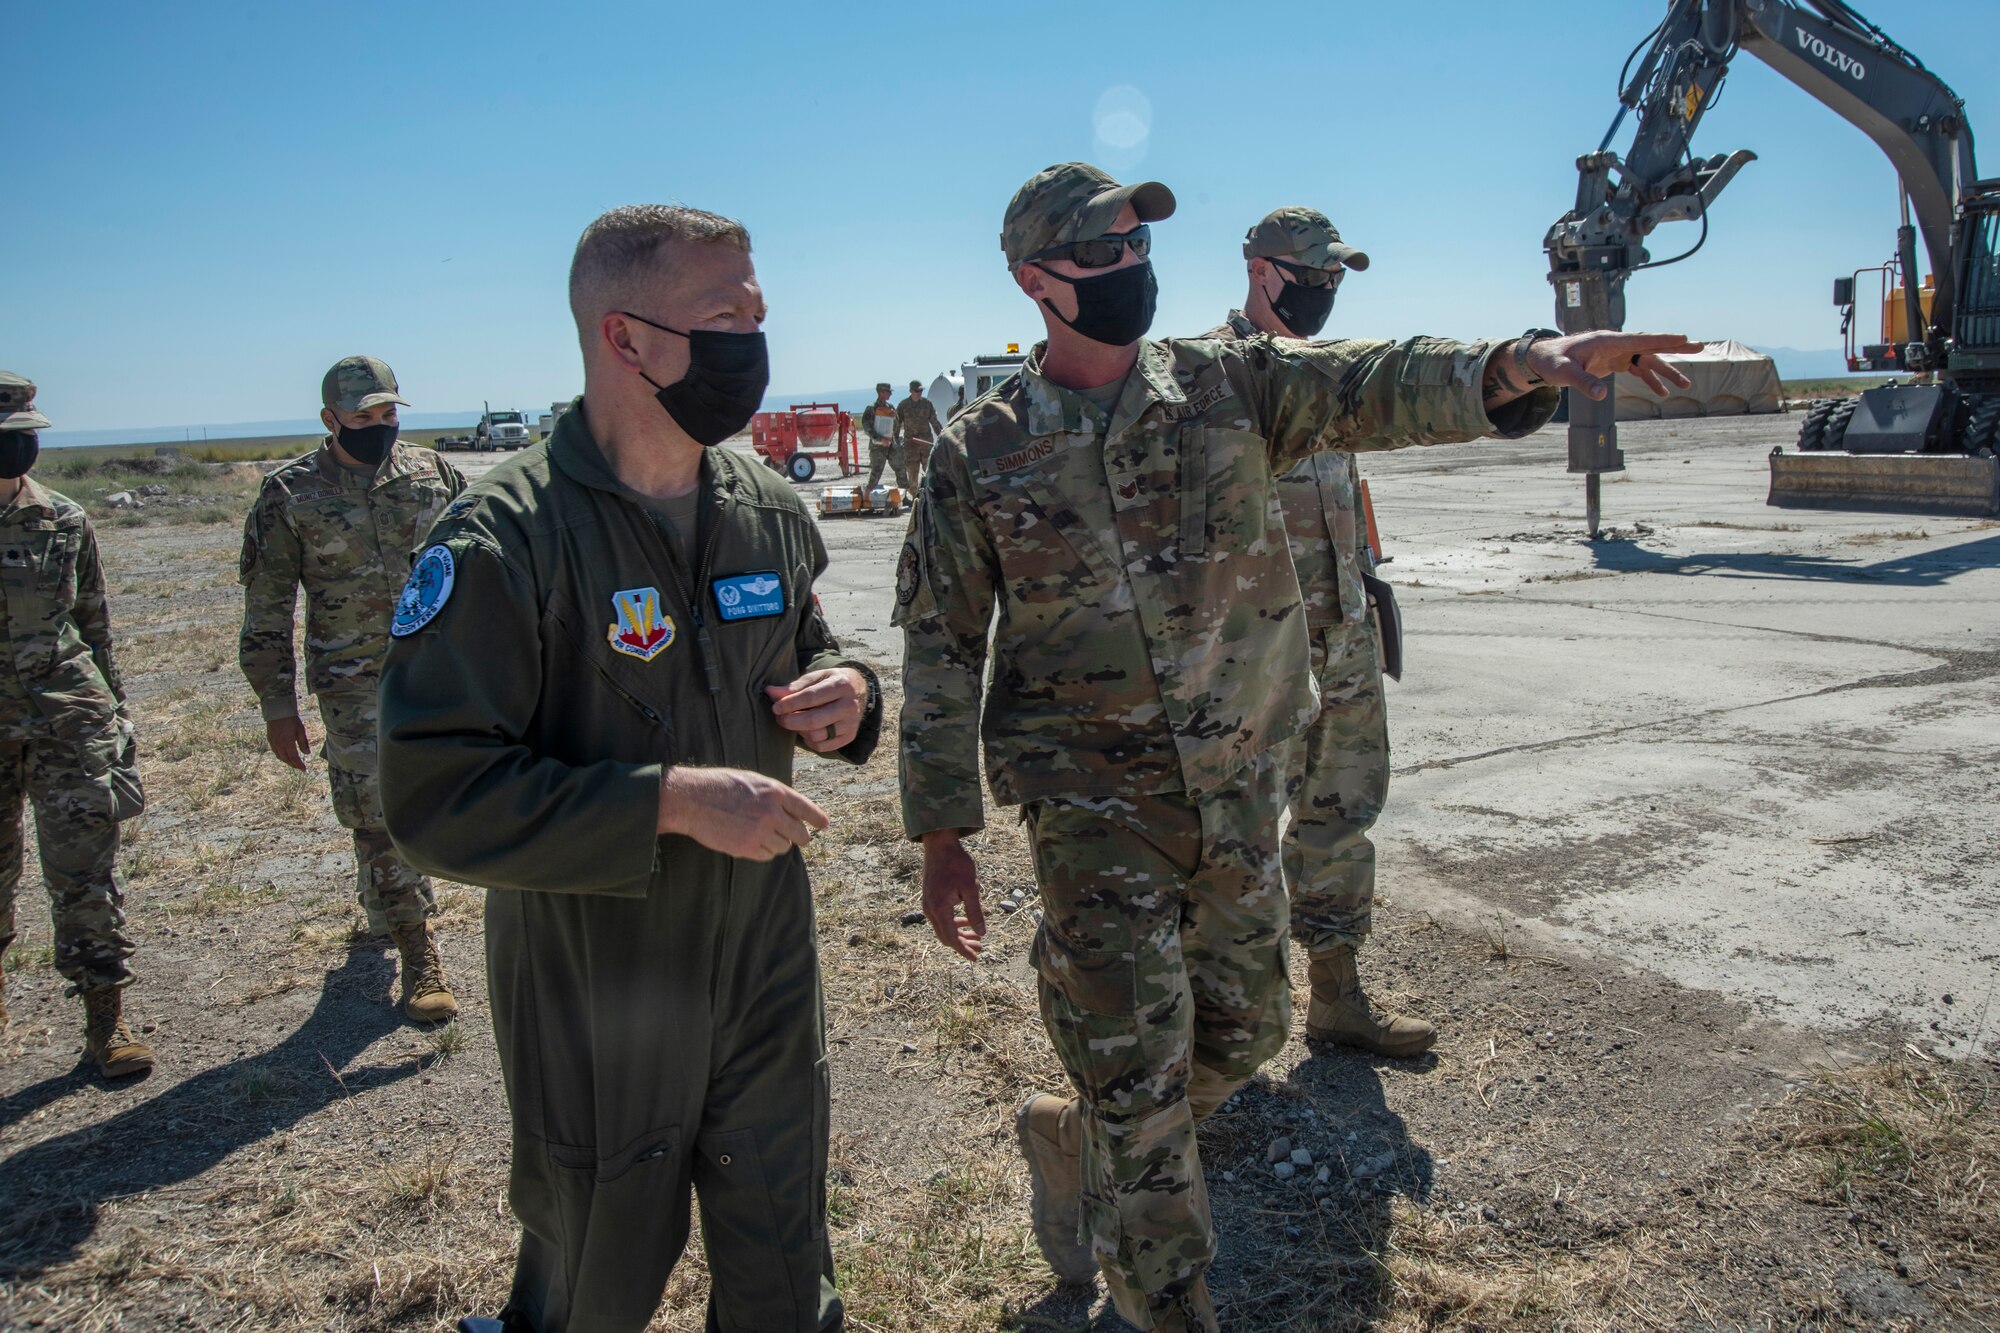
711, 571, 786, 622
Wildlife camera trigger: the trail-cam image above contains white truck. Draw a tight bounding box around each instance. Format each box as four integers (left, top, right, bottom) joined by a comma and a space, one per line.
926, 349, 1028, 425
474, 404, 532, 451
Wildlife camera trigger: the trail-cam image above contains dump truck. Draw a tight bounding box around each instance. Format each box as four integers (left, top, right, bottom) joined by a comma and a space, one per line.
1545, 0, 1999, 527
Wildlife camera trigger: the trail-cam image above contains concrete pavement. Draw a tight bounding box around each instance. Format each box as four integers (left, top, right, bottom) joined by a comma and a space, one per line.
461, 418, 2000, 1056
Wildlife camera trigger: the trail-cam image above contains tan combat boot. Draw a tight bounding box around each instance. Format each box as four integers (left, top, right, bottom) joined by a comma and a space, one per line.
1015, 1092, 1096, 1284
1305, 944, 1436, 1058
82, 987, 156, 1077
391, 922, 458, 1024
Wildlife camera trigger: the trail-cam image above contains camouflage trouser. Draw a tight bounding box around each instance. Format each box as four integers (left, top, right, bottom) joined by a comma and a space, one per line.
1026, 748, 1290, 1333
0, 737, 133, 992
1283, 621, 1389, 954
316, 690, 435, 934
904, 438, 933, 488
864, 440, 908, 491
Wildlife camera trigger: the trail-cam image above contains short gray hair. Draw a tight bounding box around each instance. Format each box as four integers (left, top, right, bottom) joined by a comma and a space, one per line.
568, 205, 752, 336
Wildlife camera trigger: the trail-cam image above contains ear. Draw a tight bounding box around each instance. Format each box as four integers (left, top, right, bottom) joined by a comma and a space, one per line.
1013, 264, 1046, 301
599, 311, 646, 373
320, 407, 339, 434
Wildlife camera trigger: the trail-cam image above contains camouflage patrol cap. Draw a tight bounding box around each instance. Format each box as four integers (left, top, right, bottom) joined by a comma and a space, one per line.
320, 355, 411, 413
1243, 207, 1370, 271
0, 372, 51, 432
909, 379, 923, 392
1001, 162, 1176, 267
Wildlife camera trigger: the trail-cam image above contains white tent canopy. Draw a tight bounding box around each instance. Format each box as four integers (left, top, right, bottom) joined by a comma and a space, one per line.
1614, 338, 1782, 420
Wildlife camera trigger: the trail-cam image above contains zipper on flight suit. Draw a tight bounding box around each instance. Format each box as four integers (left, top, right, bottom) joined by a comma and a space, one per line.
641, 473, 727, 697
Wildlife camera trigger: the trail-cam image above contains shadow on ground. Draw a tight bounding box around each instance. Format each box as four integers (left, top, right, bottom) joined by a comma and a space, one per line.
0, 946, 415, 1277
1589, 531, 2000, 585
1203, 1051, 1433, 1329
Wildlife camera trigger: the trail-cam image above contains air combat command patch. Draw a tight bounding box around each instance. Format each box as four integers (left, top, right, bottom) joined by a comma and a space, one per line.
391, 544, 456, 637
608, 586, 675, 661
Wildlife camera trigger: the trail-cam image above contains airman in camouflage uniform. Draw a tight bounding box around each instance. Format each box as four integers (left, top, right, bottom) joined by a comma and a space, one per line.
238, 356, 465, 1022
859, 382, 907, 490
0, 372, 154, 1078
1204, 208, 1434, 1059
899, 163, 1692, 1331
894, 378, 943, 485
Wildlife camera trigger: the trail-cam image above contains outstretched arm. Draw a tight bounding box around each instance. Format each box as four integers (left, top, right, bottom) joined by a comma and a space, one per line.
1485, 331, 1699, 412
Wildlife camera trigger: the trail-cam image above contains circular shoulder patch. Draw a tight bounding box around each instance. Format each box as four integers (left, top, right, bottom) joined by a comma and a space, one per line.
391, 544, 457, 637
895, 542, 921, 606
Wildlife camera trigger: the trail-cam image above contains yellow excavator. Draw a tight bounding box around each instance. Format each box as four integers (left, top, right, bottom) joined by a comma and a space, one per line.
1544, 0, 1998, 532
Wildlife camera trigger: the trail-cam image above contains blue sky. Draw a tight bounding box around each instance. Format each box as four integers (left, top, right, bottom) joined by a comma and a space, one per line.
8, 0, 1995, 436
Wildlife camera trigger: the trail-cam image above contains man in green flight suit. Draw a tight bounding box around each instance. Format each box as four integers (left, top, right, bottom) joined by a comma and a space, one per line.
238, 355, 465, 1023
0, 372, 153, 1077
1202, 207, 1433, 1058
896, 162, 1694, 1331
379, 204, 880, 1333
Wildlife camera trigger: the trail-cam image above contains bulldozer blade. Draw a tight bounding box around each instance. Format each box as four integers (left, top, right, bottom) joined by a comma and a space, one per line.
1767, 450, 2000, 517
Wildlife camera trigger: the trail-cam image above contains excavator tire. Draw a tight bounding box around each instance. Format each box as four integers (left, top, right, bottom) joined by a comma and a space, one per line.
1796, 398, 1836, 452
1965, 395, 2000, 457
1823, 397, 1858, 451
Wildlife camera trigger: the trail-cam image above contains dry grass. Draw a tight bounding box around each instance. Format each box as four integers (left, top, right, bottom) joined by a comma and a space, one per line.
5, 533, 1998, 1332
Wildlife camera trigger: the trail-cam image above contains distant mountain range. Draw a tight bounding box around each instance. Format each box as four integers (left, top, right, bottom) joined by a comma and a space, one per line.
45, 392, 888, 449
41, 356, 1872, 450
1750, 347, 1872, 380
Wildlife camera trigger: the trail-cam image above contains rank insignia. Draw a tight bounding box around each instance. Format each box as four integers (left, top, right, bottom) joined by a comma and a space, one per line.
608, 586, 675, 660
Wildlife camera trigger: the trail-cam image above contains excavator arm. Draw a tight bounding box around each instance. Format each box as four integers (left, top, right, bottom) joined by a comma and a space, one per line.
1544, 0, 1978, 531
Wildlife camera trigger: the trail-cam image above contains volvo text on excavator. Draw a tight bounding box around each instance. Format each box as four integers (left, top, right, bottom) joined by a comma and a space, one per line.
1544, 0, 2000, 532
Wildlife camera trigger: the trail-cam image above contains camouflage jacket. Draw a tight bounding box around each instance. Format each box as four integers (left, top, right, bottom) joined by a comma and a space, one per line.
239, 440, 464, 719
1207, 310, 1365, 630
895, 393, 943, 446
858, 399, 898, 443
0, 480, 128, 762
894, 334, 1556, 836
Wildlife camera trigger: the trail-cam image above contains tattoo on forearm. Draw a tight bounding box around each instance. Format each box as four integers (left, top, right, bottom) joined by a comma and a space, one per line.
1483, 357, 1524, 407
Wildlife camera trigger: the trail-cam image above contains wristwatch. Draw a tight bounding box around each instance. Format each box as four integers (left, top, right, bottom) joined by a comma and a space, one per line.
1514, 328, 1561, 386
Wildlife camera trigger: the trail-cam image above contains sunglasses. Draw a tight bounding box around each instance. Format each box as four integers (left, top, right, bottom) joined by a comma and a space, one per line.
1270, 257, 1345, 289
1031, 224, 1151, 270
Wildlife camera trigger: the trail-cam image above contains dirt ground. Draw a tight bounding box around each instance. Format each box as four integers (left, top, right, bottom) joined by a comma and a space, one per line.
0, 471, 1995, 1331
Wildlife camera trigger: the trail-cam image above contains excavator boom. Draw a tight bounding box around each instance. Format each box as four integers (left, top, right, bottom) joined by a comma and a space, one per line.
1545, 0, 1995, 524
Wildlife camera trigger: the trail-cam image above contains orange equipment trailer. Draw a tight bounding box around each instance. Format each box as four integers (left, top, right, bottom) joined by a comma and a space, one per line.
751, 403, 860, 482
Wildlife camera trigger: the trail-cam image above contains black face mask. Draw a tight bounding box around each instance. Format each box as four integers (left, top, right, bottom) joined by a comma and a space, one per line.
1036, 260, 1158, 347
622, 313, 771, 447
1268, 275, 1337, 338
333, 421, 397, 467
0, 431, 38, 481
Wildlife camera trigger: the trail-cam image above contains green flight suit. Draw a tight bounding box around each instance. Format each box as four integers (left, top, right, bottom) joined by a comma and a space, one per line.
377, 405, 880, 1333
